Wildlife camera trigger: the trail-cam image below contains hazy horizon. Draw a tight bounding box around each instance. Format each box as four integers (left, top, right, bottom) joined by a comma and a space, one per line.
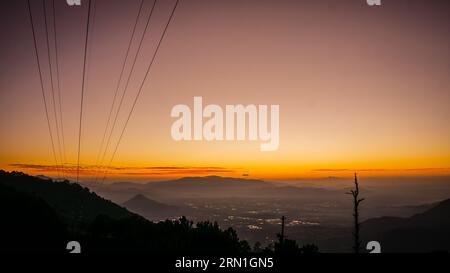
1, 0, 449, 182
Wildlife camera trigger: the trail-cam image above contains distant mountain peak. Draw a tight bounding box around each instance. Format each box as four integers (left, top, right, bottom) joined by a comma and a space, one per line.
129, 193, 148, 200
174, 176, 265, 184
122, 194, 179, 220
123, 194, 174, 209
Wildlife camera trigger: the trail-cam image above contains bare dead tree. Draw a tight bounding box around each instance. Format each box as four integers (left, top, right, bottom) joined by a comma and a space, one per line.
280, 216, 285, 245
347, 173, 365, 253
276, 215, 286, 253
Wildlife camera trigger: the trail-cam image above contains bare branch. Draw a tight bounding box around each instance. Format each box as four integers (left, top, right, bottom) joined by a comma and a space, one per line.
348, 173, 364, 253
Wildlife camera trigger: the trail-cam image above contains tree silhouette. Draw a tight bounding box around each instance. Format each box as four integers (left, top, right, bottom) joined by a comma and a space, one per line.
272, 215, 319, 254
347, 173, 364, 253
280, 216, 285, 246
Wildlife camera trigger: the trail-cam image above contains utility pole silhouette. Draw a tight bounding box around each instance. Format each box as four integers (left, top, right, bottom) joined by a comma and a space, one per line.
347, 173, 364, 253
280, 216, 285, 245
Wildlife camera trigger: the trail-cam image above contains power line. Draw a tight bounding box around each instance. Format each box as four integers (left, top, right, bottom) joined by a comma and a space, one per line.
82, 0, 98, 181
26, 0, 60, 179
95, 0, 158, 181
52, 0, 67, 179
43, 0, 65, 180
97, 0, 157, 176
102, 0, 180, 182
76, 0, 94, 183
93, 0, 146, 182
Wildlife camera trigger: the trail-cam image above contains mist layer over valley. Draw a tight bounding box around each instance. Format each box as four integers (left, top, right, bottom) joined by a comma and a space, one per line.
81, 175, 450, 252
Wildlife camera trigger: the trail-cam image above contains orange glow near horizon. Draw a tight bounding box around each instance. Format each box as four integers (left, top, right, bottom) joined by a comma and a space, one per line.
1, 1, 449, 182
2, 161, 450, 182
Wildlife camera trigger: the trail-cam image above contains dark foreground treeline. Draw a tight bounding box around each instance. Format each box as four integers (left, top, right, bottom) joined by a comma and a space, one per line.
0, 170, 247, 253
0, 170, 316, 254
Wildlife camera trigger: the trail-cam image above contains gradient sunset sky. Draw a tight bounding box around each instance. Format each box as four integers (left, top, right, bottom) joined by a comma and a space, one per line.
1, 0, 449, 182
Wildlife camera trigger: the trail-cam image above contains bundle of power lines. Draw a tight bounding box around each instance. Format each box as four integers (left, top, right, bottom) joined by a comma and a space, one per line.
26, 0, 179, 183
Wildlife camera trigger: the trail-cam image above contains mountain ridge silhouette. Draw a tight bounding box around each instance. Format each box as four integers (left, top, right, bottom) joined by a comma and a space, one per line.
0, 170, 251, 253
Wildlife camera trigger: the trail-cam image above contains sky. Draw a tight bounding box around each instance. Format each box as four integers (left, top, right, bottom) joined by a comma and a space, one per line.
1, 0, 449, 182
